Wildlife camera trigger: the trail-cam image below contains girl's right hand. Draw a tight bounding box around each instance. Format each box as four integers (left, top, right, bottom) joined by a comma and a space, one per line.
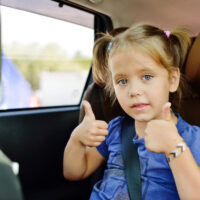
71, 100, 108, 147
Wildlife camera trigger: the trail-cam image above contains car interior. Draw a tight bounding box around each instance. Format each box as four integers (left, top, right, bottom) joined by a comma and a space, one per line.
0, 0, 200, 200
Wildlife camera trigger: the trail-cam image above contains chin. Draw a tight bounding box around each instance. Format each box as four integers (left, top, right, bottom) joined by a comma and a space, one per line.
129, 113, 154, 122
135, 117, 151, 123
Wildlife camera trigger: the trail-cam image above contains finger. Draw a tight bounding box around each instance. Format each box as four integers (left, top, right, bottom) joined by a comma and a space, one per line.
88, 142, 102, 147
162, 102, 171, 121
82, 100, 95, 120
92, 128, 108, 136
86, 136, 106, 147
91, 135, 106, 142
95, 120, 108, 129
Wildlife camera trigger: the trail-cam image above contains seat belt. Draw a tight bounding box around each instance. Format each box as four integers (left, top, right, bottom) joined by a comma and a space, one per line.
121, 116, 142, 200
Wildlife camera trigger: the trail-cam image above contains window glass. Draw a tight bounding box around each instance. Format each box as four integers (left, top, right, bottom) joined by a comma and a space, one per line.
1, 5, 94, 109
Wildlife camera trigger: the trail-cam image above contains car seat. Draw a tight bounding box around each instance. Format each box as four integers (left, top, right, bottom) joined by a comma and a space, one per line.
176, 33, 200, 126
79, 82, 126, 123
0, 150, 24, 200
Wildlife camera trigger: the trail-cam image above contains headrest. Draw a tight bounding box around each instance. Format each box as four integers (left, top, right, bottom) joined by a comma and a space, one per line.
185, 33, 200, 90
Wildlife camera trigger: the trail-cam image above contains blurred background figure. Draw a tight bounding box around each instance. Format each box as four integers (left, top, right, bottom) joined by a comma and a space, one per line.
0, 53, 39, 109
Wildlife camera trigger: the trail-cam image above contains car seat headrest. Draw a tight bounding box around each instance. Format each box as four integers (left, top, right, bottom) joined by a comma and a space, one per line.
185, 33, 200, 90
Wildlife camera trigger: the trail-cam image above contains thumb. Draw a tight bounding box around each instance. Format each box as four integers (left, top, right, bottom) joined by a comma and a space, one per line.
162, 102, 172, 121
82, 100, 95, 120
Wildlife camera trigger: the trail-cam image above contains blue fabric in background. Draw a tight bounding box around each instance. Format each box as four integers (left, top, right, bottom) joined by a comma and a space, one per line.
0, 53, 33, 109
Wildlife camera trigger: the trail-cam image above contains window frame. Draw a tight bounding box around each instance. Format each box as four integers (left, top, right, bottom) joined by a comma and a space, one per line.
0, 0, 113, 113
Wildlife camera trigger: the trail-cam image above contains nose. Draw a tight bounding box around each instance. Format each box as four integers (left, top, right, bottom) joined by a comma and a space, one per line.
128, 81, 142, 98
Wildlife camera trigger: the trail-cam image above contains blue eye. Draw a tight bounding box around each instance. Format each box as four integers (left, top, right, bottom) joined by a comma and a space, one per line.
142, 74, 153, 81
118, 79, 127, 85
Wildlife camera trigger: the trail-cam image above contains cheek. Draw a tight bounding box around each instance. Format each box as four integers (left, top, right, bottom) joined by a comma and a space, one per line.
113, 86, 121, 101
116, 95, 128, 113
148, 84, 170, 105
113, 86, 126, 105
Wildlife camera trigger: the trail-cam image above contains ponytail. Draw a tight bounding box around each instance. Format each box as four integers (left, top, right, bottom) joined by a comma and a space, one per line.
92, 34, 112, 87
168, 28, 191, 110
169, 28, 191, 70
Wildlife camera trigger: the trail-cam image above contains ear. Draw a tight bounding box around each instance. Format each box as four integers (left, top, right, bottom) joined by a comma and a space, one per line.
169, 68, 180, 93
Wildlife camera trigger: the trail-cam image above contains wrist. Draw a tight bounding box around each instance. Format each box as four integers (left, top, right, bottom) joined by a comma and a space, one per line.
70, 127, 85, 147
164, 134, 183, 156
166, 140, 187, 163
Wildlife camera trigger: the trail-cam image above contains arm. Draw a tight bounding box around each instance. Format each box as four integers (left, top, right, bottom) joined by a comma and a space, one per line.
63, 130, 106, 180
167, 144, 200, 200
144, 103, 200, 199
63, 100, 108, 180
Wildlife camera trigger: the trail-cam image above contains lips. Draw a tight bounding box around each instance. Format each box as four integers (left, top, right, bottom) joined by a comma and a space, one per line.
130, 103, 149, 111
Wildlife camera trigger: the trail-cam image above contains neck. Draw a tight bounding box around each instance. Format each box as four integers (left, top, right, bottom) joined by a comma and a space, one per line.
135, 121, 148, 139
135, 112, 178, 139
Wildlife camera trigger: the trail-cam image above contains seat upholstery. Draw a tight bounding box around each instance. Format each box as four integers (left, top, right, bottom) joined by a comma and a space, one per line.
176, 33, 200, 126
0, 151, 24, 200
79, 83, 126, 123
185, 33, 200, 90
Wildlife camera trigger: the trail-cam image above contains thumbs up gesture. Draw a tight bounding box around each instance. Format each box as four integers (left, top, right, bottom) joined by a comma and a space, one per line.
144, 102, 182, 154
71, 100, 108, 147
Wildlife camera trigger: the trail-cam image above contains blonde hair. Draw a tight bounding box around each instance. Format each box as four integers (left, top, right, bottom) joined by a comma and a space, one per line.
92, 35, 112, 87
93, 24, 191, 105
92, 27, 128, 87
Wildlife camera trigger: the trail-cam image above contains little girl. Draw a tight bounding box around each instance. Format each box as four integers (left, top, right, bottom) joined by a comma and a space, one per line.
63, 24, 200, 199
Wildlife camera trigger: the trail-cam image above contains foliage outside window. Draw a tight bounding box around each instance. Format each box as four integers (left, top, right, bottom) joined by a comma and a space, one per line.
1, 5, 94, 109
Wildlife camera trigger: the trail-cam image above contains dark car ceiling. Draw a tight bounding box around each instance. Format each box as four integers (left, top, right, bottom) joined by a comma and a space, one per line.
67, 0, 200, 35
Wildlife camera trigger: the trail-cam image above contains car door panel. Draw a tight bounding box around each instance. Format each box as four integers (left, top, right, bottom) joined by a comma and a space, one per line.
0, 107, 92, 200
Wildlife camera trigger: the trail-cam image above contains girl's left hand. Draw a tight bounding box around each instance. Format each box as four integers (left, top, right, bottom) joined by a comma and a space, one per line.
144, 102, 183, 155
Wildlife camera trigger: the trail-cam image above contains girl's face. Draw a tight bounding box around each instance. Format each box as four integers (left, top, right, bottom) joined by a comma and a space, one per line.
109, 48, 180, 123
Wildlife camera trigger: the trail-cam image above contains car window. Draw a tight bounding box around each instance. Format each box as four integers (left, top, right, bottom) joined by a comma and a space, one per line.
0, 2, 94, 109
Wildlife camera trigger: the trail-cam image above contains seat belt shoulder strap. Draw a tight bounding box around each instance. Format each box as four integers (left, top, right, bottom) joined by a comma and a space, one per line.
121, 117, 142, 200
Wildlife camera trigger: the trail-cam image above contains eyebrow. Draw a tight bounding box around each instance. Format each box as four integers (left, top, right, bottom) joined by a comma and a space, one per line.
113, 73, 127, 80
137, 68, 155, 74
